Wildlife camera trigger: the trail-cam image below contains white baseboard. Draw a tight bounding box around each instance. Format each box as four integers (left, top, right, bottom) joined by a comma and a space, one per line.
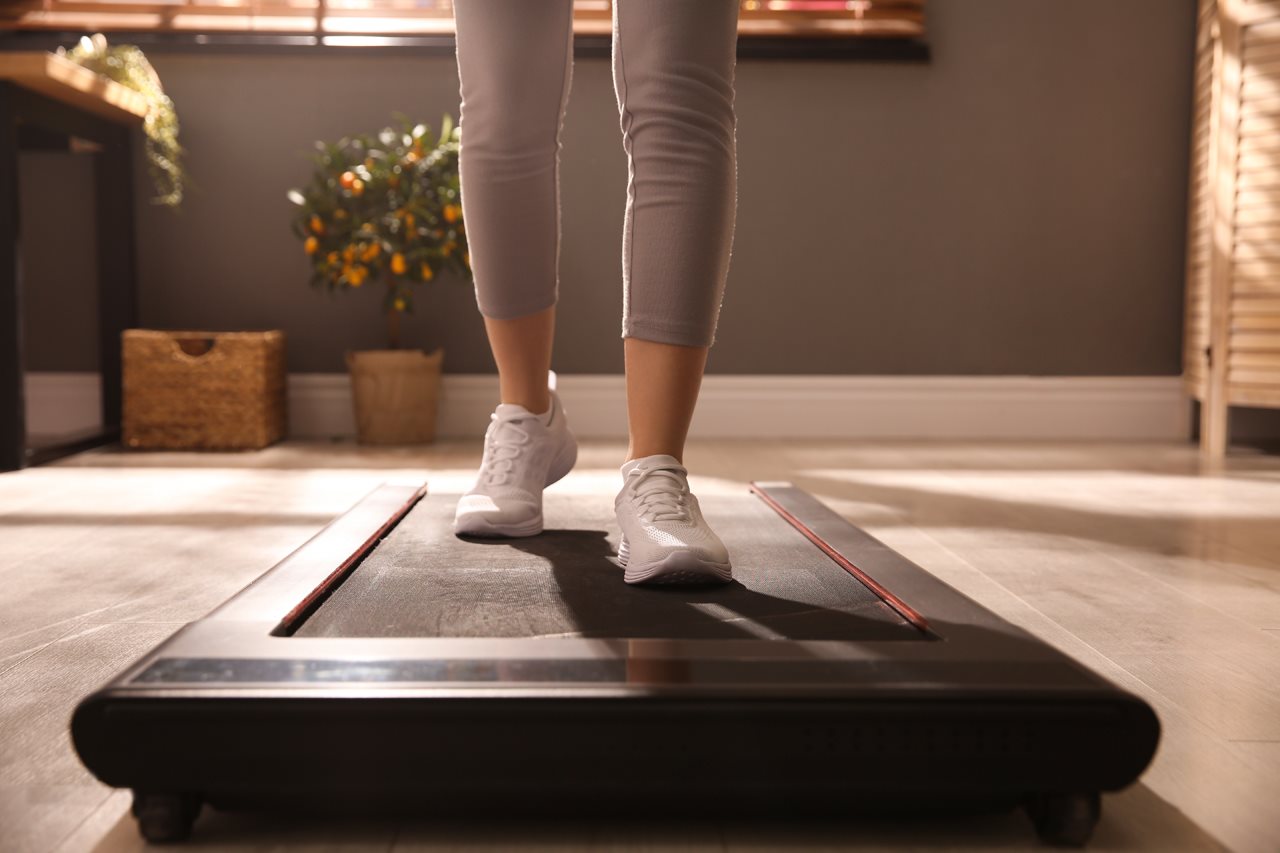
23, 372, 1190, 442
22, 373, 102, 437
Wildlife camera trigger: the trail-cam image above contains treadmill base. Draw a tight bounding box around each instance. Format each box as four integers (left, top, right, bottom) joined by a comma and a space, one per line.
71, 482, 1157, 849
130, 789, 1102, 847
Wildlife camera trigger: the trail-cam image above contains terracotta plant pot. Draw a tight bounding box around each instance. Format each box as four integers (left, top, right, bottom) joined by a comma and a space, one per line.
345, 347, 444, 445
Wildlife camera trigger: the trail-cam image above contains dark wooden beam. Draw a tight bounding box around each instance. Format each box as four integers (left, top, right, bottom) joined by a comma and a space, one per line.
94, 120, 136, 431
0, 82, 25, 472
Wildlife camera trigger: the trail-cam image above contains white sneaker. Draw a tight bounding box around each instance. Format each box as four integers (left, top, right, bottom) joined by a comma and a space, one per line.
454, 379, 578, 538
614, 453, 733, 585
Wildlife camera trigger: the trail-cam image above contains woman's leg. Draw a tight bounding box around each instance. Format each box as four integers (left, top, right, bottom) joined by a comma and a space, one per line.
623, 339, 707, 464
611, 0, 740, 464
454, 0, 575, 413
453, 0, 579, 539
611, 0, 740, 584
485, 307, 554, 415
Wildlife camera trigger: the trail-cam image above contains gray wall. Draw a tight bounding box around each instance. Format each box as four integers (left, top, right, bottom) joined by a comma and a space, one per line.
22, 0, 1198, 376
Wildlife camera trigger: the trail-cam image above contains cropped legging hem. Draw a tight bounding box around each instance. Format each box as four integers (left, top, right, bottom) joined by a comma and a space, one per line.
475, 299, 720, 348
624, 319, 719, 349
454, 0, 739, 349
475, 292, 559, 322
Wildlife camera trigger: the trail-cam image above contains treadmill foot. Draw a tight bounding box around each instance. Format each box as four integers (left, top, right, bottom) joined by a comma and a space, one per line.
131, 791, 203, 843
1026, 791, 1101, 847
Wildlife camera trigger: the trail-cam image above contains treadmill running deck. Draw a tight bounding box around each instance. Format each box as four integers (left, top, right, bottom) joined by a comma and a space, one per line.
296, 492, 921, 641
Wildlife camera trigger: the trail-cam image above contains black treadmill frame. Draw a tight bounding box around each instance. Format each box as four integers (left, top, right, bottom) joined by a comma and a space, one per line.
71, 481, 1160, 843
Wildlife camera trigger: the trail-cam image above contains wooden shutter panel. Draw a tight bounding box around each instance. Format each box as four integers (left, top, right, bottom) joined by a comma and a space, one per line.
1185, 0, 1218, 399
1232, 8, 1280, 397
1187, 0, 1280, 456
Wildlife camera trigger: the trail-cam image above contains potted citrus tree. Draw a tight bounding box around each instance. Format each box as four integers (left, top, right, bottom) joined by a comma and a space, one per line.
288, 113, 469, 444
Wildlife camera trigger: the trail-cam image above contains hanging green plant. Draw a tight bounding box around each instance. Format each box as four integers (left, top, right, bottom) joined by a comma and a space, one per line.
57, 32, 190, 209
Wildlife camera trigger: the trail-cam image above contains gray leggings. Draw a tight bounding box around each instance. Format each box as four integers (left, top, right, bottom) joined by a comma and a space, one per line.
452, 0, 739, 348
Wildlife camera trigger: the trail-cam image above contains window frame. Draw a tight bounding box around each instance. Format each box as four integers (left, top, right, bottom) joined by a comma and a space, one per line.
0, 1, 930, 62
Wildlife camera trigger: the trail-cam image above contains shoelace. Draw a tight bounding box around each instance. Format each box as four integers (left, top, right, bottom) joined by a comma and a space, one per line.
628, 466, 692, 522
482, 414, 533, 486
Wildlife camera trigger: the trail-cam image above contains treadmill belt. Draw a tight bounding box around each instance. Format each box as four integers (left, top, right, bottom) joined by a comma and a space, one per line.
295, 492, 920, 641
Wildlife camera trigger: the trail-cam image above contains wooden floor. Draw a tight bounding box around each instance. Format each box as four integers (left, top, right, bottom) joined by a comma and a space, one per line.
2, 439, 1278, 853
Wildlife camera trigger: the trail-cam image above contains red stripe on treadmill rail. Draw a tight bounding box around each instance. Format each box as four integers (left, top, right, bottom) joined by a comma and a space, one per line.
748, 482, 930, 633
273, 483, 428, 636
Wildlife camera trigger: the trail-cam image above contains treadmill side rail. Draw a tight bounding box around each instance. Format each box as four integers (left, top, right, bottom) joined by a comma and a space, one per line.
206, 482, 426, 629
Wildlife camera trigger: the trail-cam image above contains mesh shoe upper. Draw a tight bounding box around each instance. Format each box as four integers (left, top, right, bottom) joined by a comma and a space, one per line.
615, 455, 728, 561
459, 390, 572, 508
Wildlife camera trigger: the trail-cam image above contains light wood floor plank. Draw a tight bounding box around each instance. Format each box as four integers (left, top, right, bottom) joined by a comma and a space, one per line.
0, 440, 1275, 851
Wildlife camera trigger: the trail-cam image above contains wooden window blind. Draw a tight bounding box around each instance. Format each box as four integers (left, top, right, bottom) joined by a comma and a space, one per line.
2, 0, 925, 40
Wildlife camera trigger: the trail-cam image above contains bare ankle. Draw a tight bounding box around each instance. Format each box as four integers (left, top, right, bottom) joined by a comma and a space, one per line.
504, 393, 551, 415
625, 450, 683, 465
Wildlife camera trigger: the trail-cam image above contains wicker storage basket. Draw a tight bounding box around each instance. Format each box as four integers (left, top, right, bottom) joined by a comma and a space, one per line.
122, 330, 287, 450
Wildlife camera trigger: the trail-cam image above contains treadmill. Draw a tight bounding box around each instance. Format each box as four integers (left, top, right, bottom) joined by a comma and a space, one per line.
70, 481, 1160, 846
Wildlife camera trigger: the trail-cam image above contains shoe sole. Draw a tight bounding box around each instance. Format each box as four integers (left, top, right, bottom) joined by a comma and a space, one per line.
618, 534, 733, 586
455, 513, 545, 538
453, 428, 579, 538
